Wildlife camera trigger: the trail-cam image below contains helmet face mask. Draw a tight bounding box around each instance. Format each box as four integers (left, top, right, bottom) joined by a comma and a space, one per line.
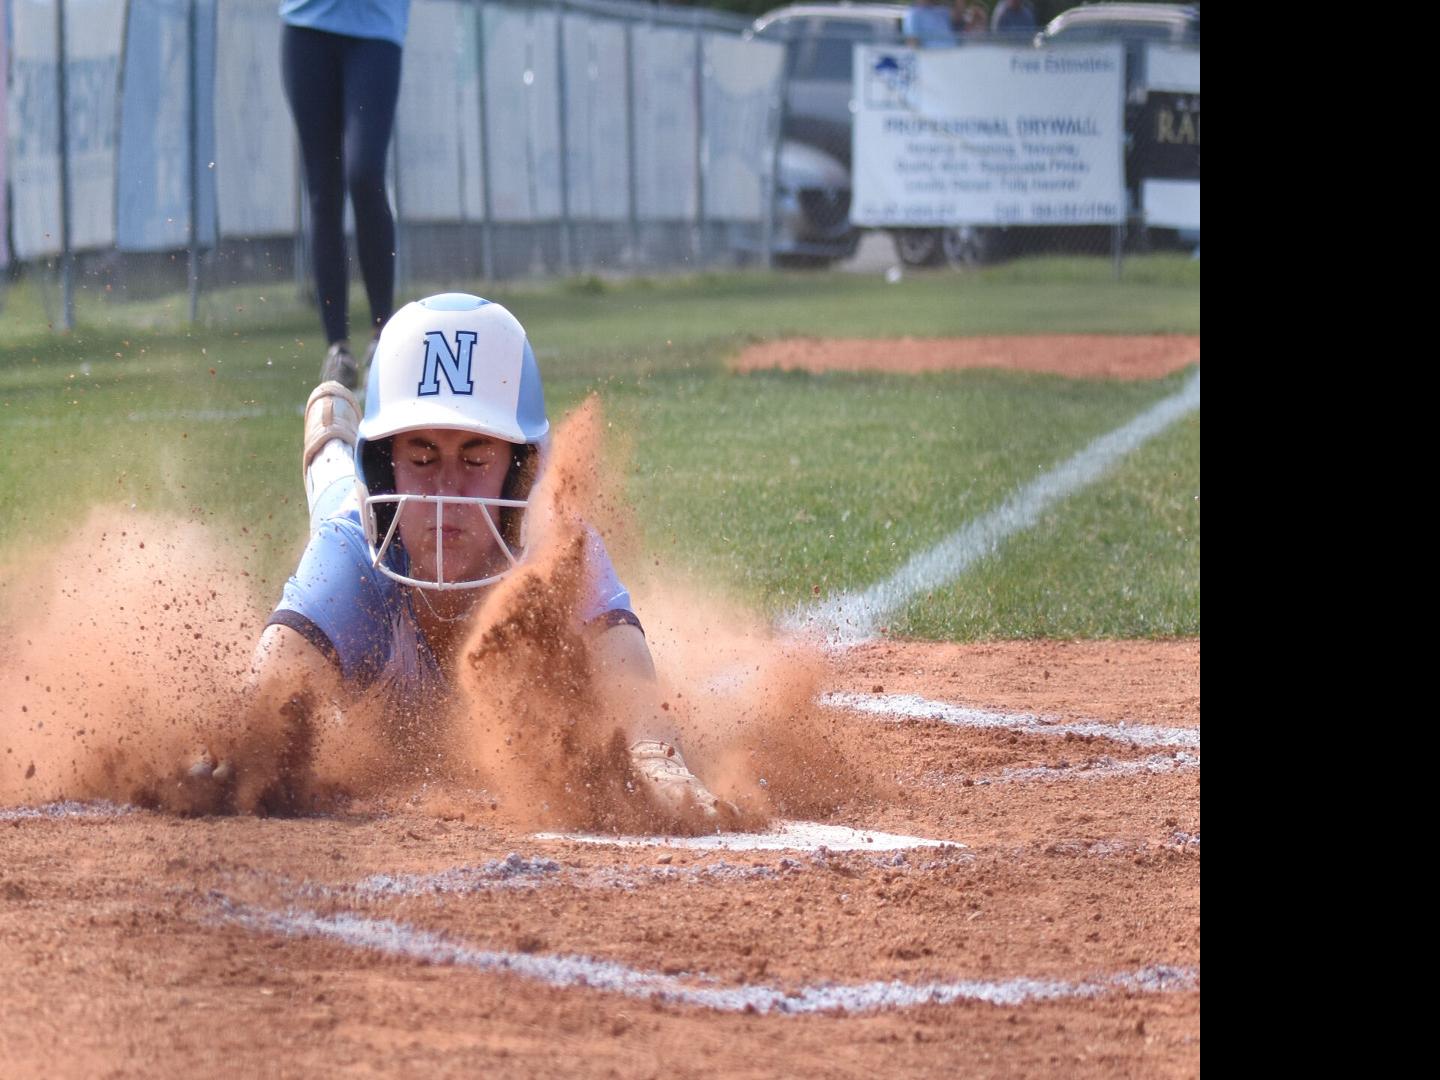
354, 294, 549, 591
363, 490, 528, 591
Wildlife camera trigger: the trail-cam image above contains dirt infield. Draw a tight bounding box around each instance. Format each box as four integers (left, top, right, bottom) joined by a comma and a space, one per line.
730, 335, 1201, 380
1, 639, 1199, 1078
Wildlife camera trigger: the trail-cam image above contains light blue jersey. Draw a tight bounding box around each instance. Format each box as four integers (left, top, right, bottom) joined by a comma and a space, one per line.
279, 0, 411, 47
902, 5, 957, 46
269, 503, 637, 703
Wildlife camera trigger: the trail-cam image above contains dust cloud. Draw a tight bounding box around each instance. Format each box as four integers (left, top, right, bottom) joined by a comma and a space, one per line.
0, 509, 267, 811
1, 401, 884, 831
451, 398, 883, 833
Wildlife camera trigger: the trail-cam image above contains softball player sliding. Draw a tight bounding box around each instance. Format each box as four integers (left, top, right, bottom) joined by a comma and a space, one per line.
200, 293, 732, 825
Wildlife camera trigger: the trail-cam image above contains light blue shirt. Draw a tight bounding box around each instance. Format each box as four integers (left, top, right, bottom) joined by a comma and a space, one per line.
902, 5, 957, 47
280, 0, 411, 47
270, 507, 634, 701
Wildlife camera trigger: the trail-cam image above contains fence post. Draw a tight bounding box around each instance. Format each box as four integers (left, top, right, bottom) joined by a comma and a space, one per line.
55, 0, 74, 330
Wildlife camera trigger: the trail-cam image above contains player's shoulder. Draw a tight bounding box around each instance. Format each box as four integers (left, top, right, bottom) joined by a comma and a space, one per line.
294, 507, 394, 599
311, 507, 370, 557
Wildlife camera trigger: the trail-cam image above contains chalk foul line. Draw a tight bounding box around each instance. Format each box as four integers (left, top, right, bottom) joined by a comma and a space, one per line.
215, 898, 1196, 1015
822, 691, 1199, 750
782, 371, 1201, 645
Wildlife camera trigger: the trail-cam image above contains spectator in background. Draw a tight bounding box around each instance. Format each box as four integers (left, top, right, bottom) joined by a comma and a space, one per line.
990, 0, 1037, 33
904, 0, 958, 47
953, 1, 989, 36
280, 1, 411, 391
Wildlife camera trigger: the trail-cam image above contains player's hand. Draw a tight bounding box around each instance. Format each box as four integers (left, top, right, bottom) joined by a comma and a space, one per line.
173, 749, 237, 815
628, 740, 741, 832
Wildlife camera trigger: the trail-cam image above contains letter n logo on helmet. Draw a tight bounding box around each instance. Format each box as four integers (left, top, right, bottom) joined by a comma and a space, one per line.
417, 330, 478, 396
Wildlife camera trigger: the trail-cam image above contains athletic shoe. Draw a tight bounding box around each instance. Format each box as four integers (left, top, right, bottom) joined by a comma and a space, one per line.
358, 336, 379, 393
320, 341, 359, 390
302, 381, 361, 477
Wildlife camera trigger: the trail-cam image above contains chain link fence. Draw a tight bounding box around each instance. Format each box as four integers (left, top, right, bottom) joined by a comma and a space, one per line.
2, 0, 784, 327
2, 0, 1199, 331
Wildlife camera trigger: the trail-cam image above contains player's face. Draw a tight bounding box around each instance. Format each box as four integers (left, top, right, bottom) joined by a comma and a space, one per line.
390, 428, 511, 585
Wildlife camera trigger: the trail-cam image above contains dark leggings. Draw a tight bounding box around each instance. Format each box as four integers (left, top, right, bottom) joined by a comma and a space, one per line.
281, 25, 402, 345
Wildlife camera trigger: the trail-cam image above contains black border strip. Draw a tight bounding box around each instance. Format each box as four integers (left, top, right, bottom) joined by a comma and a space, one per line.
266, 609, 343, 670
589, 608, 644, 637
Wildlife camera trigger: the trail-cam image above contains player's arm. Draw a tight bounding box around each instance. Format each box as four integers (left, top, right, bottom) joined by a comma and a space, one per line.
184, 624, 343, 815
589, 621, 737, 828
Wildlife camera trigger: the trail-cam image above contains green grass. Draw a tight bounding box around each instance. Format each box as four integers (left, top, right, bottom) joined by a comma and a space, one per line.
896, 413, 1200, 639
0, 257, 1200, 638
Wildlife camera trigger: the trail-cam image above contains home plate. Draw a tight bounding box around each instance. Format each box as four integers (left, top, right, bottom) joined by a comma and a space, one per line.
532, 820, 962, 852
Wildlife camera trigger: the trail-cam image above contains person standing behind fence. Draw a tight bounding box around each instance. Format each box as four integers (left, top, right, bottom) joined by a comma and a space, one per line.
952, 2, 989, 37
280, 1, 410, 390
903, 0, 958, 47
989, 0, 1036, 34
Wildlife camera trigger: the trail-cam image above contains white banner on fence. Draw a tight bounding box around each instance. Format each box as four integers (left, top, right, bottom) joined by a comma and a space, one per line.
64, 0, 126, 250
215, 0, 295, 237
1, 8, 9, 266
1144, 46, 1200, 94
7, 0, 127, 257
8, 0, 61, 259
852, 43, 1125, 227
396, 0, 465, 222
117, 0, 217, 251
562, 14, 630, 223
1141, 179, 1198, 231
483, 4, 562, 223
458, 1, 486, 221
702, 33, 783, 222
398, 0, 464, 222
1140, 44, 1198, 231
631, 25, 697, 221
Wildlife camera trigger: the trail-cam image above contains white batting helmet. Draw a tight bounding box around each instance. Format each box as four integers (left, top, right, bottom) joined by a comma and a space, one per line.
354, 293, 550, 590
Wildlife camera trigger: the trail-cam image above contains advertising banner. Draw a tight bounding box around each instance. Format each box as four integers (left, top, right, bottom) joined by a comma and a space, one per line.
852, 43, 1125, 227
1137, 45, 1199, 231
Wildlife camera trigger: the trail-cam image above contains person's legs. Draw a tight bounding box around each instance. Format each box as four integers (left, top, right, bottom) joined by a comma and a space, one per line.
281, 26, 350, 346
302, 382, 361, 534
341, 38, 402, 339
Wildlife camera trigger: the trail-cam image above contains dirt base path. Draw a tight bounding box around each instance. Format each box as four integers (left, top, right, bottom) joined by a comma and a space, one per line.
1, 640, 1199, 1078
731, 335, 1201, 380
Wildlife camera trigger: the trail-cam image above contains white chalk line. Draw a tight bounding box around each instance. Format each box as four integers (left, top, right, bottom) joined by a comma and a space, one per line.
822, 691, 1199, 750
946, 751, 1200, 788
534, 820, 962, 853
782, 371, 1201, 645
0, 800, 133, 822
1, 405, 301, 429
323, 848, 957, 901
215, 897, 1196, 1015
